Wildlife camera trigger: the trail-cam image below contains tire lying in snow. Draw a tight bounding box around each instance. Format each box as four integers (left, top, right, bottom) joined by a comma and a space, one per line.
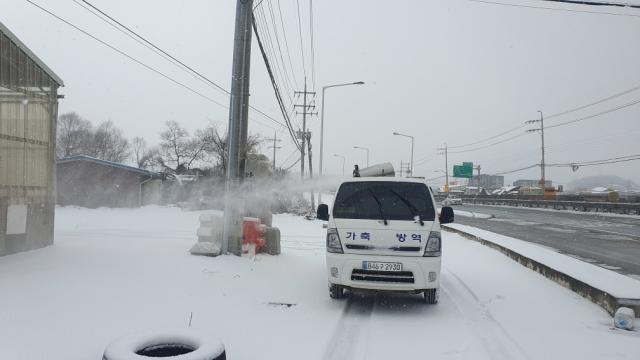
103, 329, 225, 360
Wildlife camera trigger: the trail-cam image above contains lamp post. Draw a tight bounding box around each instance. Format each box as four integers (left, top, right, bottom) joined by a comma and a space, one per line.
392, 131, 414, 176
333, 154, 346, 176
318, 81, 364, 203
353, 146, 369, 167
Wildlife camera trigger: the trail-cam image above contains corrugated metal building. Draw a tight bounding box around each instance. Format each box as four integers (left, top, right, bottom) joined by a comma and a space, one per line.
57, 155, 162, 208
0, 21, 63, 256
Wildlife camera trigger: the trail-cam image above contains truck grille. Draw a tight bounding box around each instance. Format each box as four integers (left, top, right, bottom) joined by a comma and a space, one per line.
351, 269, 415, 283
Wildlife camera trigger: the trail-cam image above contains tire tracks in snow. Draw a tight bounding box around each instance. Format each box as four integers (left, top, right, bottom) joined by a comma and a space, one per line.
323, 294, 375, 360
441, 268, 532, 360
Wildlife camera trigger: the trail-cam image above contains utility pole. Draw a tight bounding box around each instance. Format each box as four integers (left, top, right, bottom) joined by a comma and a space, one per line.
526, 110, 546, 191
473, 165, 481, 186
222, 0, 253, 255
294, 77, 317, 180
307, 135, 315, 211
266, 131, 282, 172
437, 144, 449, 193
294, 77, 317, 212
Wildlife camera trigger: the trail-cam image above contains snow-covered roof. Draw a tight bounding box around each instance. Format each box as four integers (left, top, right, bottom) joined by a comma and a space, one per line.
58, 155, 160, 178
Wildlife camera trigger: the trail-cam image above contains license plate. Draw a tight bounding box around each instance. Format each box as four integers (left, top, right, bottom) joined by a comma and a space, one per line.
362, 261, 403, 272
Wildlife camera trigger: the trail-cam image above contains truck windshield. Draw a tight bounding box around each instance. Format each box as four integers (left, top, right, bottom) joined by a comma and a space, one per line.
333, 181, 435, 221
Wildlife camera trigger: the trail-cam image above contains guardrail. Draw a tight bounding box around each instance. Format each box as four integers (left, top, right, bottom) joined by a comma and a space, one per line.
434, 196, 640, 215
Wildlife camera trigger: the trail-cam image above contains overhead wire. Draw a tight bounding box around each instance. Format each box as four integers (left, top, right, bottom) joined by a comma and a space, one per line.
546, 82, 640, 120
276, 0, 300, 89
309, 0, 316, 90
295, 0, 308, 80
265, 0, 297, 97
490, 164, 540, 176
71, 0, 286, 129
448, 132, 529, 154
252, 14, 302, 151
467, 0, 640, 18
255, 5, 294, 104
448, 124, 527, 149
546, 154, 640, 167
546, 98, 640, 129
25, 0, 239, 124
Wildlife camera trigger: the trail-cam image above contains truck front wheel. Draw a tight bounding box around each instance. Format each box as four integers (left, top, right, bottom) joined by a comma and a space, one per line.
423, 288, 438, 304
329, 283, 345, 299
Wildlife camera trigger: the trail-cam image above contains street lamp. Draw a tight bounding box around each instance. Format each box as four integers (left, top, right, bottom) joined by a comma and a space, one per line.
392, 131, 414, 176
333, 154, 346, 176
320, 81, 365, 178
353, 146, 369, 167
318, 81, 364, 204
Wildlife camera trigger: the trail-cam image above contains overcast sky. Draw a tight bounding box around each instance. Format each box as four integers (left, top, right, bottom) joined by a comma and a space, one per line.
2, 0, 639, 186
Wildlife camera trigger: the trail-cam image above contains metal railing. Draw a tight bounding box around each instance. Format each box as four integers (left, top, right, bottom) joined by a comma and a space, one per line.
435, 195, 640, 215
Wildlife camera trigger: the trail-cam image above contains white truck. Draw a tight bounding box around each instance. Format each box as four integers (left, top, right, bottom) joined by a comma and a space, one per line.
316, 164, 454, 304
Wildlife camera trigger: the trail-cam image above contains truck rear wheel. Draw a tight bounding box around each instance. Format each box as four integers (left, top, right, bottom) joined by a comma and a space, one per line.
423, 289, 438, 304
329, 283, 344, 299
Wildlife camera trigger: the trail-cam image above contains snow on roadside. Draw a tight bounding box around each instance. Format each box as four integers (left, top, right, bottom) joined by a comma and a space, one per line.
446, 208, 494, 219
445, 223, 640, 299
465, 203, 640, 220
0, 206, 638, 359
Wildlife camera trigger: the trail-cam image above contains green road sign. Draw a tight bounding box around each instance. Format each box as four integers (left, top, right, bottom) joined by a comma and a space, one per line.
453, 163, 473, 178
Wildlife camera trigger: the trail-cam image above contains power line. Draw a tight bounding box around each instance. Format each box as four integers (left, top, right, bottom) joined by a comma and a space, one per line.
255, 6, 294, 104
72, 0, 286, 129
546, 82, 640, 120
448, 124, 527, 149
309, 0, 316, 90
546, 98, 640, 129
25, 1, 233, 114
252, 14, 302, 151
276, 0, 300, 89
540, 0, 640, 9
449, 132, 529, 154
491, 164, 540, 176
78, 0, 228, 94
468, 0, 640, 17
547, 154, 640, 167
295, 0, 308, 80
265, 0, 297, 96
447, 81, 640, 150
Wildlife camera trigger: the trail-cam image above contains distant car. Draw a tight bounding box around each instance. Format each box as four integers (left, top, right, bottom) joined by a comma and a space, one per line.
448, 197, 463, 205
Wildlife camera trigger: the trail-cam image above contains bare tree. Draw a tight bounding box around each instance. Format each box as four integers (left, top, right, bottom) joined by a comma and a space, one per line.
89, 121, 131, 163
56, 112, 92, 158
131, 137, 157, 169
158, 121, 208, 174
200, 124, 261, 174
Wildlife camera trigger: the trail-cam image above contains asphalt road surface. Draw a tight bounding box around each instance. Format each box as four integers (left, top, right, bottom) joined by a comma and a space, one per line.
453, 204, 640, 278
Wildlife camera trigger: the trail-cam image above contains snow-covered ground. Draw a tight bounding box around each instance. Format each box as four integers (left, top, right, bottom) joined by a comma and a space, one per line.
464, 203, 640, 219
445, 223, 640, 300
0, 206, 639, 360
447, 208, 494, 219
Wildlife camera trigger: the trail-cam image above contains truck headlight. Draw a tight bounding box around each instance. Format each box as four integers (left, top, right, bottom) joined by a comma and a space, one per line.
326, 228, 343, 254
423, 231, 441, 257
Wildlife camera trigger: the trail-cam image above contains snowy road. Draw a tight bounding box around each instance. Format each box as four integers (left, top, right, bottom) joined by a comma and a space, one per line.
454, 204, 640, 277
0, 206, 638, 360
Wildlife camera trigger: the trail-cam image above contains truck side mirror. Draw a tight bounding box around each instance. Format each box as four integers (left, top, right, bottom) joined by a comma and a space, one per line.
317, 204, 329, 221
440, 206, 454, 224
